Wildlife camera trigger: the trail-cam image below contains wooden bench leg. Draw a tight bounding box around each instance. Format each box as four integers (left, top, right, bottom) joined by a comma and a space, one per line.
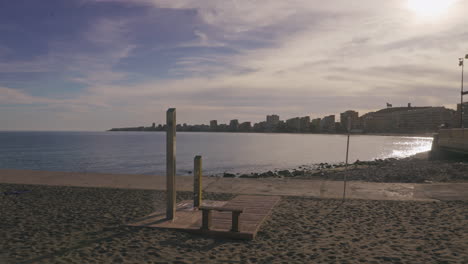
231, 212, 241, 232
201, 210, 212, 230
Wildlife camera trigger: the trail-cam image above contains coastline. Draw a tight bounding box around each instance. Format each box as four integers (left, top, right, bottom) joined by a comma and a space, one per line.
1, 166, 467, 201
107, 129, 436, 138
218, 151, 468, 184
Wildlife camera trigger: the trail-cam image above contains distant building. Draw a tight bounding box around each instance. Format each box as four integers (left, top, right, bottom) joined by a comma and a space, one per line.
320, 115, 336, 133
229, 119, 239, 131
340, 110, 359, 131
335, 122, 343, 133
299, 116, 311, 132
455, 102, 468, 128
398, 107, 455, 132
286, 117, 301, 132
361, 105, 455, 133
311, 118, 321, 132
265, 114, 280, 132
238, 122, 252, 132
218, 124, 229, 132
266, 115, 280, 125
210, 120, 218, 130
253, 121, 267, 132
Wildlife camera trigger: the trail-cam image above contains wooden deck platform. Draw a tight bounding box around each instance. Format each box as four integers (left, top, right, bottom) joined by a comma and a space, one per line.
128, 195, 281, 240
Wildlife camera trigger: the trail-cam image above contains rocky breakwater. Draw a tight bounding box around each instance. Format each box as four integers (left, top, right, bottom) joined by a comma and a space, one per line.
220, 155, 468, 183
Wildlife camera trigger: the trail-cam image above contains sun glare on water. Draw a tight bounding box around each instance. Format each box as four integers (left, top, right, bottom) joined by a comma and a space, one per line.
407, 0, 458, 18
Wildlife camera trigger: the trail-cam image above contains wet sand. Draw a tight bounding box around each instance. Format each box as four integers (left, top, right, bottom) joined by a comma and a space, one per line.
2, 168, 468, 201
1, 183, 466, 264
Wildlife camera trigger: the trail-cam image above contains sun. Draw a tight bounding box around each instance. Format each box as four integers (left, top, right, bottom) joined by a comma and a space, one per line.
407, 0, 458, 18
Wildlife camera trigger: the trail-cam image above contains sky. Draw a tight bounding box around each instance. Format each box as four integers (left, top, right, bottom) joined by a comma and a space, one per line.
1, 0, 467, 131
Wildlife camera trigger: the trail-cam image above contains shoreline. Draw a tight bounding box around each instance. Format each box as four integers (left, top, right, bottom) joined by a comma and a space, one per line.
1, 150, 466, 187
1, 168, 467, 201
217, 151, 468, 184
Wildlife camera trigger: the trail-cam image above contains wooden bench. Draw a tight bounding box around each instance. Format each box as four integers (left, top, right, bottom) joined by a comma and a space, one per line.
199, 206, 244, 232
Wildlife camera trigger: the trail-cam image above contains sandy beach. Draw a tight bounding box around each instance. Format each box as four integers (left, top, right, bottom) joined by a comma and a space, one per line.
1, 183, 467, 264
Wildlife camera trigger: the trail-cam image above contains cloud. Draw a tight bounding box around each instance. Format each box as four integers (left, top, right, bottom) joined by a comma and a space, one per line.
84, 18, 130, 44
3, 0, 468, 130
176, 30, 226, 48
0, 86, 59, 105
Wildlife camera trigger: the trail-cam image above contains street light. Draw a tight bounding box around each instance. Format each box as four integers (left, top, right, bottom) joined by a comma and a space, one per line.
459, 54, 468, 128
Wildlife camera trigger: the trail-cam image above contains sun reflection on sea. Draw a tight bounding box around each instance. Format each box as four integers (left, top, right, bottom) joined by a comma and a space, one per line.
389, 137, 433, 158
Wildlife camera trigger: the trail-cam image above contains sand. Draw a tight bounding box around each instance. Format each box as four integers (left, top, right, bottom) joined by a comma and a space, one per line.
1, 183, 467, 264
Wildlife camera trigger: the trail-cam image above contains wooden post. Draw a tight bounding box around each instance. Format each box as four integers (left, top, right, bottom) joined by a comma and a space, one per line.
166, 108, 176, 220
194, 156, 202, 208
201, 209, 212, 230
231, 211, 241, 232
343, 116, 351, 202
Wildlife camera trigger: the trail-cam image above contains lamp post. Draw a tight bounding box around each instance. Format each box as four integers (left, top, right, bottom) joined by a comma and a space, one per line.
459, 55, 468, 128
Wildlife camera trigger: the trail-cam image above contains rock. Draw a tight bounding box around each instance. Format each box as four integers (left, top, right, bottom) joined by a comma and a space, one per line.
277, 170, 292, 177
250, 173, 260, 178
223, 173, 236, 178
258, 171, 275, 178
292, 170, 304, 176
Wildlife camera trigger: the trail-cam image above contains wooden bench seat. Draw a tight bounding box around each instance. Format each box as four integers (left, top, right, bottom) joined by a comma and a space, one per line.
199, 206, 244, 232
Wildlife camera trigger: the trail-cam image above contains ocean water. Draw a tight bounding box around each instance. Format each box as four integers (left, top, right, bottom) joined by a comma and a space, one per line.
0, 131, 433, 176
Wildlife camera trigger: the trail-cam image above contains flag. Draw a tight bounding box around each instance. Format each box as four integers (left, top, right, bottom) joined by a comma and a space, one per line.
460, 60, 464, 66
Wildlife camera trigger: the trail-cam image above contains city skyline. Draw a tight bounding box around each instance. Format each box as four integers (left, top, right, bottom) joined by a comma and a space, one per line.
1, 0, 468, 130
110, 102, 462, 134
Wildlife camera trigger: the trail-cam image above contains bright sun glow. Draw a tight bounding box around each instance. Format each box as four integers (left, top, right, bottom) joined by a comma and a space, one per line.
407, 0, 458, 18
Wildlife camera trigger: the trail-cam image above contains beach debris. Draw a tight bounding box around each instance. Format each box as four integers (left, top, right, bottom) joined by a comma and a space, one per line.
3, 190, 31, 195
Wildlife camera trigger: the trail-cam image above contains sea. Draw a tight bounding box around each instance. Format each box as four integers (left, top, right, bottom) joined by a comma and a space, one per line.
0, 131, 433, 176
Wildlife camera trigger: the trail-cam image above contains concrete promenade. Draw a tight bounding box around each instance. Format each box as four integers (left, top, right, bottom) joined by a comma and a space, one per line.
1, 169, 467, 201
436, 128, 468, 154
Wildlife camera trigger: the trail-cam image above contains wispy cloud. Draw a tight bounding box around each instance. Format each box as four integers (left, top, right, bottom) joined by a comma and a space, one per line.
0, 87, 57, 105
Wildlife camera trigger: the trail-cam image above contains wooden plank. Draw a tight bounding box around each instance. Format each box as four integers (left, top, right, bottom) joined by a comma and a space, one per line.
127, 195, 281, 240
199, 206, 244, 212
208, 195, 281, 239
